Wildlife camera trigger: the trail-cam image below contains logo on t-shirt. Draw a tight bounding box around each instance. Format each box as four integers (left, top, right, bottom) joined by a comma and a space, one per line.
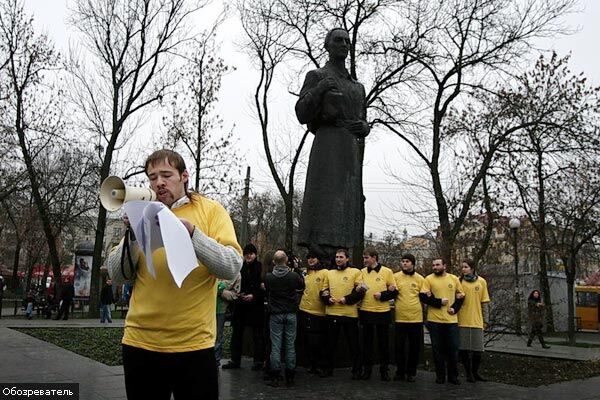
448, 284, 453, 289
411, 283, 417, 288
475, 286, 480, 291
343, 277, 348, 282
316, 278, 321, 283
376, 277, 381, 282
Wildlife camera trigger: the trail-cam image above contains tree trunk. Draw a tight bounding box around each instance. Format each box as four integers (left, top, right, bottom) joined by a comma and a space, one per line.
565, 254, 576, 346
11, 239, 22, 290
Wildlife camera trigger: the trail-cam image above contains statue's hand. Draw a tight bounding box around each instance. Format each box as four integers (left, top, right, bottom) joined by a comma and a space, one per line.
346, 120, 370, 137
317, 77, 338, 95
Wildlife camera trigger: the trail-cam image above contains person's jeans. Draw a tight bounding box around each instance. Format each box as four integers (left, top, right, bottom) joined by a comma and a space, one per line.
269, 313, 297, 372
215, 313, 227, 366
25, 302, 33, 318
427, 322, 460, 381
100, 304, 112, 323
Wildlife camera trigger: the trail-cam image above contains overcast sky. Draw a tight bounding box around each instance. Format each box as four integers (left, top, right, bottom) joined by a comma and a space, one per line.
24, 0, 600, 240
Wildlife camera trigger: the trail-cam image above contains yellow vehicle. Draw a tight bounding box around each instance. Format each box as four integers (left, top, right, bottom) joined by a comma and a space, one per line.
575, 286, 600, 331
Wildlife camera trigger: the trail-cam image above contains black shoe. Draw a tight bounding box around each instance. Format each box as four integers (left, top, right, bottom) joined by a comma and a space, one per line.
307, 367, 320, 375
285, 369, 295, 387
222, 361, 241, 369
319, 369, 333, 378
448, 378, 461, 385
251, 364, 263, 371
393, 373, 405, 381
380, 371, 391, 382
360, 368, 372, 380
351, 372, 361, 380
435, 377, 445, 384
466, 373, 475, 383
526, 341, 532, 347
473, 373, 487, 382
542, 345, 551, 349
406, 375, 416, 383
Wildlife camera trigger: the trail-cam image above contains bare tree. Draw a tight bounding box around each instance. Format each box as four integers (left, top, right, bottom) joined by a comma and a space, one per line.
162, 17, 241, 198
68, 0, 197, 315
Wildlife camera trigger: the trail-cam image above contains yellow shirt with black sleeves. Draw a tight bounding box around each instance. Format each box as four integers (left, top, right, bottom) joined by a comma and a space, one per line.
360, 265, 395, 312
321, 267, 363, 318
393, 271, 425, 323
122, 194, 242, 353
421, 273, 464, 324
299, 268, 328, 317
457, 276, 490, 328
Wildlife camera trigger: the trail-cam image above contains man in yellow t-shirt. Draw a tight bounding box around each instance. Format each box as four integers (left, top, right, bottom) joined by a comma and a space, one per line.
420, 258, 465, 385
457, 260, 490, 383
108, 149, 242, 400
298, 251, 329, 374
359, 247, 397, 381
319, 249, 366, 379
393, 253, 425, 382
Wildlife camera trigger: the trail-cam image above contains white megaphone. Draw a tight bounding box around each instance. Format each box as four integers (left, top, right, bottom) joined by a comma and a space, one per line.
100, 176, 157, 211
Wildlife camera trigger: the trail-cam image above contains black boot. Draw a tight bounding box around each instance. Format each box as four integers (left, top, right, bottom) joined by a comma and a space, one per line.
539, 335, 550, 349
360, 366, 372, 380
460, 350, 475, 383
472, 352, 487, 382
527, 335, 533, 347
380, 365, 390, 382
285, 369, 295, 387
267, 370, 282, 387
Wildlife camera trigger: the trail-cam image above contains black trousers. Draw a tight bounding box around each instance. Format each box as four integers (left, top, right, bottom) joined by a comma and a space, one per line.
325, 316, 361, 374
395, 322, 423, 376
427, 322, 460, 381
55, 299, 72, 320
299, 311, 327, 369
122, 344, 218, 400
361, 323, 390, 370
230, 304, 265, 366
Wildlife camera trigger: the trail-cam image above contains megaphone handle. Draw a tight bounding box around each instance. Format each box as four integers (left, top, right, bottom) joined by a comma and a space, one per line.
120, 227, 137, 281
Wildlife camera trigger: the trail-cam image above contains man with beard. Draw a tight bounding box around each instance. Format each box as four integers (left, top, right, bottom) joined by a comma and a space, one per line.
298, 252, 329, 374
223, 243, 266, 371
319, 249, 366, 379
392, 254, 425, 382
419, 258, 465, 385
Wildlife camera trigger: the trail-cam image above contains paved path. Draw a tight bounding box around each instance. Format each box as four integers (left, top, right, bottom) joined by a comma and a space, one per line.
1, 318, 599, 400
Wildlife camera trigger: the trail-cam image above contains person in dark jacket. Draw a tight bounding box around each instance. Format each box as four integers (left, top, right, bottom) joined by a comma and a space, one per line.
54, 278, 75, 321
527, 290, 550, 349
223, 243, 266, 370
264, 250, 305, 387
100, 279, 114, 323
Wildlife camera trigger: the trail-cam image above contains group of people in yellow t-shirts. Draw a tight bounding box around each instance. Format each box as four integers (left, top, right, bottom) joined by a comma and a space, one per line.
214, 245, 491, 388
296, 248, 490, 386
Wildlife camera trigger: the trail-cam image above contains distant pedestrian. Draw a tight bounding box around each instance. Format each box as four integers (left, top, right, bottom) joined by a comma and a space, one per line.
100, 279, 114, 323
527, 290, 550, 349
24, 290, 35, 320
54, 278, 74, 321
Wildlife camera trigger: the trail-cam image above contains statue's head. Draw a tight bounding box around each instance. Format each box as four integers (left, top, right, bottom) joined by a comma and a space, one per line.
324, 28, 350, 59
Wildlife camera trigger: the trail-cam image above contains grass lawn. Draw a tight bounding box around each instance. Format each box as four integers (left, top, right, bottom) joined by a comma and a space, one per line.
13, 327, 600, 387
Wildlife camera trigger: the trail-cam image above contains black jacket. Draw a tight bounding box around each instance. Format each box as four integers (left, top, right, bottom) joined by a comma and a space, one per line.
264, 267, 305, 314
100, 284, 114, 305
238, 259, 264, 307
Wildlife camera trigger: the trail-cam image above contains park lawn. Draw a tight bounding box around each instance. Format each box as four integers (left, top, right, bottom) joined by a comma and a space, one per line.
13, 327, 600, 387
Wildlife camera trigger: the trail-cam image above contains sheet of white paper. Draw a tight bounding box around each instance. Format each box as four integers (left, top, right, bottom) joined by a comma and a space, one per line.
158, 208, 198, 287
122, 200, 197, 287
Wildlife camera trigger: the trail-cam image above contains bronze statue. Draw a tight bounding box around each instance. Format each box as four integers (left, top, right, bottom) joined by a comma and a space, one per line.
295, 28, 369, 261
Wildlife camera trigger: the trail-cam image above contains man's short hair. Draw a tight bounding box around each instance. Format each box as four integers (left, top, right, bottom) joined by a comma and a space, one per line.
324, 27, 348, 49
336, 248, 349, 258
144, 149, 187, 175
363, 246, 378, 260
273, 250, 288, 266
402, 253, 416, 266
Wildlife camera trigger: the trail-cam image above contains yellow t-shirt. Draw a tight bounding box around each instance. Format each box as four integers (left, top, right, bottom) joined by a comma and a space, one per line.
321, 267, 363, 318
393, 271, 425, 323
299, 269, 328, 317
421, 273, 464, 324
122, 194, 242, 352
360, 265, 395, 312
457, 277, 490, 328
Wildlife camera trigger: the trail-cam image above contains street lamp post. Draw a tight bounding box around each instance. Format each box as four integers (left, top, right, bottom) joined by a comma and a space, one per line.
509, 218, 522, 335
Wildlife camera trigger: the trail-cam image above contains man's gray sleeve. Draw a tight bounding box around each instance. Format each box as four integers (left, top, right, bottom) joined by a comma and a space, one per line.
191, 228, 243, 280
107, 239, 140, 286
